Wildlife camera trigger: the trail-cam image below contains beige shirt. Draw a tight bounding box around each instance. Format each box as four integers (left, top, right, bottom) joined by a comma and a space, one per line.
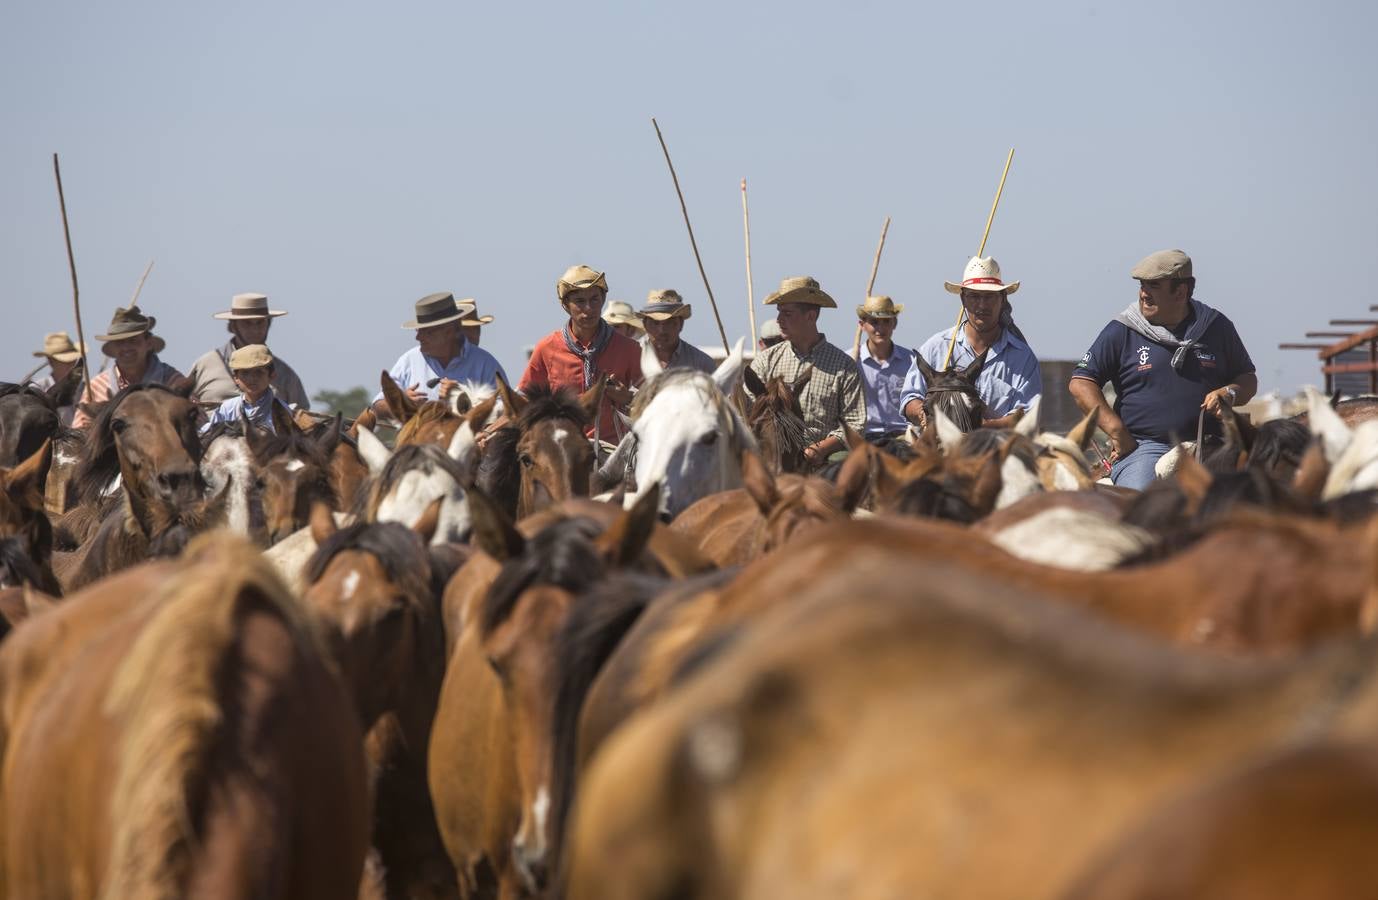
186, 339, 311, 410
747, 334, 866, 444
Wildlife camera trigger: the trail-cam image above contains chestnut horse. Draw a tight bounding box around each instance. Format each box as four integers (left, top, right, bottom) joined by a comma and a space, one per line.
0, 533, 370, 898
246, 408, 341, 545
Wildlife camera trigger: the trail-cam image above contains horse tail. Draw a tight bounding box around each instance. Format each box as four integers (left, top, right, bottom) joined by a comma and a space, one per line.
99, 531, 330, 900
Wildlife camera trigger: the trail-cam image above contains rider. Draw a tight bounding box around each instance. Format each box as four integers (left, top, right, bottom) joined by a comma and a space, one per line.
200, 344, 295, 435
638, 289, 717, 375
901, 256, 1041, 428
601, 300, 646, 342
72, 306, 185, 430
458, 300, 494, 347
855, 295, 914, 445
186, 293, 310, 410
28, 332, 86, 426
372, 292, 507, 418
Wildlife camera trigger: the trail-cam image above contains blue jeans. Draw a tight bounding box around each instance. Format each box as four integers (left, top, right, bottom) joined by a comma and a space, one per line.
1110, 439, 1172, 490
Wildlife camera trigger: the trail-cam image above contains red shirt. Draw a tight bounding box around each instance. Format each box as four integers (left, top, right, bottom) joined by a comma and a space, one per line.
519, 326, 642, 442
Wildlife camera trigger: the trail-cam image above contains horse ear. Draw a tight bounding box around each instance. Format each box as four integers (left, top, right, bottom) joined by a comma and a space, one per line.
495, 373, 528, 419
467, 485, 525, 561
271, 400, 299, 437
309, 500, 338, 546
316, 413, 344, 455
1172, 445, 1214, 506
1014, 397, 1041, 438
1331, 388, 1342, 409
933, 407, 964, 455
872, 451, 907, 506
380, 371, 417, 424
1307, 386, 1353, 461
579, 376, 607, 424
355, 425, 392, 475
740, 448, 779, 515
1218, 406, 1248, 471
350, 407, 377, 438
1066, 403, 1100, 450
743, 365, 767, 398
597, 481, 661, 568
711, 338, 747, 397
412, 496, 444, 545
969, 450, 1004, 515
961, 349, 990, 382
834, 447, 873, 514
1291, 440, 1330, 503
46, 369, 83, 409
22, 585, 56, 618
447, 421, 479, 483
3, 439, 52, 512
640, 338, 664, 382
843, 424, 867, 452
915, 355, 939, 384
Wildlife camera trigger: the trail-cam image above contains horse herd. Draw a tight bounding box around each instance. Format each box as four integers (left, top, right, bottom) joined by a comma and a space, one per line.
3, 343, 1378, 899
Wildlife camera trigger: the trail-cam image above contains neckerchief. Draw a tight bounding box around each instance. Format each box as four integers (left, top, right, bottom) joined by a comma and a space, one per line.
1115, 298, 1219, 371
562, 320, 613, 389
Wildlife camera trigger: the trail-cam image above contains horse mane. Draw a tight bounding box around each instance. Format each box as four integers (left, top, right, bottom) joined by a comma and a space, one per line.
889, 477, 983, 523
1247, 419, 1310, 478
70, 383, 194, 509
100, 532, 328, 900
478, 515, 605, 637
354, 443, 469, 522
0, 382, 50, 403
395, 401, 457, 445
305, 521, 434, 614
477, 426, 522, 519
519, 383, 590, 430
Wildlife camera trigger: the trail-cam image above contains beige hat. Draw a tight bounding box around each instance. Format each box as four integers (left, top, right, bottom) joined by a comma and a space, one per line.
602, 300, 644, 330
402, 292, 467, 329
856, 295, 904, 319
639, 289, 693, 321
213, 292, 287, 320
764, 276, 836, 308
1131, 249, 1193, 280
457, 299, 494, 326
95, 305, 157, 343
228, 344, 274, 371
33, 331, 86, 363
557, 265, 608, 301
944, 256, 1020, 295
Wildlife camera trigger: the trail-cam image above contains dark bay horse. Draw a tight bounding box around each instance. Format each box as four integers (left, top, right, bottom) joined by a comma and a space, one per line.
915, 349, 988, 433
742, 364, 811, 474
0, 440, 60, 596
0, 533, 370, 898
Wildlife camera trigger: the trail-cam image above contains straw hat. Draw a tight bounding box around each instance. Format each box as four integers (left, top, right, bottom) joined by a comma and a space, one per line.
213, 293, 287, 320
557, 265, 608, 301
402, 292, 467, 329
944, 257, 1020, 295
1131, 249, 1192, 280
602, 301, 644, 330
228, 344, 274, 371
856, 295, 904, 319
763, 276, 836, 308
639, 289, 692, 321
32, 331, 86, 363
457, 299, 494, 326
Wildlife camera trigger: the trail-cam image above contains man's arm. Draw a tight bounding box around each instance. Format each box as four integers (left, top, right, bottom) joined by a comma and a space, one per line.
1202, 373, 1258, 416
1069, 376, 1135, 459
810, 365, 867, 463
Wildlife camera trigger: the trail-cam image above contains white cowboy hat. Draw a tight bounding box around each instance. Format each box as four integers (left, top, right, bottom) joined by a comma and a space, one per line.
213, 293, 288, 320
944, 256, 1020, 295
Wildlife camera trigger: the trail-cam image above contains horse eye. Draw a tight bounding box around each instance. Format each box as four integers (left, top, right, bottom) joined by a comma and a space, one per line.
111, 419, 128, 434
699, 432, 718, 446
519, 453, 534, 468
253, 477, 266, 491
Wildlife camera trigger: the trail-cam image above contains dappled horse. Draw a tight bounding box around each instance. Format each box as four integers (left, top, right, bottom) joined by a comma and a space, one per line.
0, 533, 370, 898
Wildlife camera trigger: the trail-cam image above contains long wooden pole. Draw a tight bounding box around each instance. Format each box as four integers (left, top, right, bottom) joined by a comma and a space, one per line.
129, 259, 155, 306
942, 147, 1014, 368
651, 118, 730, 354
741, 179, 758, 349
52, 153, 90, 386
852, 216, 891, 359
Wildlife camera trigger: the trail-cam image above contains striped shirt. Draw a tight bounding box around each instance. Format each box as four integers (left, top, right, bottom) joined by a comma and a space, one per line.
71, 355, 186, 430
747, 334, 866, 444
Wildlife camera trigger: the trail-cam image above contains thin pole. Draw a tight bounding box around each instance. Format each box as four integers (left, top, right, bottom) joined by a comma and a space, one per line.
651, 118, 730, 354
53, 153, 90, 386
943, 148, 1014, 369
18, 361, 49, 386
129, 259, 155, 306
852, 216, 891, 359
741, 179, 758, 349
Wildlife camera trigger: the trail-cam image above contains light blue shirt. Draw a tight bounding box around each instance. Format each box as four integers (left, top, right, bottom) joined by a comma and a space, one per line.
900, 326, 1042, 418
859, 341, 915, 435
373, 340, 508, 405
200, 389, 292, 435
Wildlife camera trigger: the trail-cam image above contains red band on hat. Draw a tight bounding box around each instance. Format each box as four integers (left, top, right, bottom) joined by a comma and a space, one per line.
963, 277, 1005, 286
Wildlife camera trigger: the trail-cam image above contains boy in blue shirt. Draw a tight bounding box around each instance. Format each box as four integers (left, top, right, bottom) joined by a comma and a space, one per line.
201, 344, 295, 435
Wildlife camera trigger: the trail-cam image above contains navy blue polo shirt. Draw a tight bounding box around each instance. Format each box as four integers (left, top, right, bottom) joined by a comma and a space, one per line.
1071, 307, 1254, 444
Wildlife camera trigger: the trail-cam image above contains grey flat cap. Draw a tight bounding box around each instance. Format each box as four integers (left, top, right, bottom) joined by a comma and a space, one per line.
1131, 249, 1193, 280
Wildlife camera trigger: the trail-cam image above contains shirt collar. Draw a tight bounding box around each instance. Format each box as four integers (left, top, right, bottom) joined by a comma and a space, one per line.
790, 332, 827, 361
955, 327, 1015, 360
860, 340, 908, 366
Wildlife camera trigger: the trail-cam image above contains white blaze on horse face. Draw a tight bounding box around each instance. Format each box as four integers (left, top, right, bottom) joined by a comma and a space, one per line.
376, 461, 469, 544
201, 435, 254, 537
628, 374, 747, 518
532, 785, 551, 847
341, 569, 360, 601
285, 459, 305, 473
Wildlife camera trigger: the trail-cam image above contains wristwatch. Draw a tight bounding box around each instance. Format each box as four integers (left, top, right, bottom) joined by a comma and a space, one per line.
1224, 386, 1238, 403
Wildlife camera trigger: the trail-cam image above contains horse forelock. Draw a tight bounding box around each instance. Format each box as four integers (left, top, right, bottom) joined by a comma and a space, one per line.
480, 515, 605, 638
520, 384, 590, 430
305, 521, 434, 617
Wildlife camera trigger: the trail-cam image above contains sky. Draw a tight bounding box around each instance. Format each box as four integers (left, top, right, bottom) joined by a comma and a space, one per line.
4, 0, 1376, 402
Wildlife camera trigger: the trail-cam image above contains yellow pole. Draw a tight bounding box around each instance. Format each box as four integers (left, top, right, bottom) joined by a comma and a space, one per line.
852, 216, 891, 359
742, 179, 758, 349
942, 147, 1014, 368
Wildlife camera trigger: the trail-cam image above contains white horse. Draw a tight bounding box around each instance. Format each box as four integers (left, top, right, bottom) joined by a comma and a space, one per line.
1305, 386, 1378, 498
599, 338, 755, 520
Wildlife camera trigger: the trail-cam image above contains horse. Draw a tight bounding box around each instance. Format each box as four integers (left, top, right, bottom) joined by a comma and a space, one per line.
0, 382, 62, 468
913, 349, 988, 433
428, 486, 686, 898
0, 440, 60, 595
480, 376, 601, 520
0, 532, 370, 898
599, 341, 754, 520
565, 553, 1378, 900
741, 360, 811, 475
244, 407, 341, 545
304, 503, 466, 900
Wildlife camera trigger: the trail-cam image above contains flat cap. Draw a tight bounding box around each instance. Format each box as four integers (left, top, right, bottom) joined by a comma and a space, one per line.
1131, 249, 1193, 280
228, 343, 274, 371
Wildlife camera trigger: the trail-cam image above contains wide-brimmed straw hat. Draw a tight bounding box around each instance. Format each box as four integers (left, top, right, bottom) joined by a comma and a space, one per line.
32, 331, 86, 362
764, 275, 836, 308
457, 299, 494, 326
228, 344, 274, 371
944, 256, 1020, 295
213, 292, 287, 320
557, 265, 608, 301
856, 295, 904, 319
602, 301, 644, 330
95, 305, 157, 342
638, 289, 693, 321
402, 292, 467, 330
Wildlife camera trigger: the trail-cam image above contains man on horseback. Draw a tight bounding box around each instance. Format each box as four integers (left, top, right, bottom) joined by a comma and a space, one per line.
900, 256, 1042, 429
372, 292, 507, 418
1069, 249, 1257, 490
638, 289, 717, 375
519, 265, 641, 444
71, 306, 185, 430
28, 332, 86, 426
747, 276, 866, 469
200, 344, 295, 434
187, 293, 311, 410
856, 295, 914, 446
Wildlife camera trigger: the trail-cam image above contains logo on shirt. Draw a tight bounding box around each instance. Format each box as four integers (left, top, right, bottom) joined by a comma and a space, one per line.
1137, 345, 1152, 371
1194, 348, 1217, 368
1076, 350, 1090, 369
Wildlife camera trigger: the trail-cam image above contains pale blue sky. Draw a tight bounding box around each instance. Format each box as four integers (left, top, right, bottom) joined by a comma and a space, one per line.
4, 1, 1375, 400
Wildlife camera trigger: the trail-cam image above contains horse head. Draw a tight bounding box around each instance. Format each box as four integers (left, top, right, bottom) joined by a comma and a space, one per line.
743, 361, 811, 474
916, 350, 988, 434
0, 440, 59, 594
244, 410, 340, 545
488, 376, 598, 518
356, 421, 480, 544
73, 383, 204, 512
739, 446, 870, 554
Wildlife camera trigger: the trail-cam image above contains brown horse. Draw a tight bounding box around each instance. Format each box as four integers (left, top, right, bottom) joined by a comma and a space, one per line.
914, 349, 988, 432
246, 408, 341, 544
0, 440, 60, 595
742, 365, 811, 474
0, 532, 370, 898
429, 487, 686, 898
565, 555, 1378, 900
304, 503, 465, 900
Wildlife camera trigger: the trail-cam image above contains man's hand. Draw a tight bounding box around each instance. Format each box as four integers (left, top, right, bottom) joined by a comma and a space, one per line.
437, 378, 460, 399
405, 383, 427, 405
1107, 425, 1137, 462
802, 444, 823, 467
1201, 386, 1236, 418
